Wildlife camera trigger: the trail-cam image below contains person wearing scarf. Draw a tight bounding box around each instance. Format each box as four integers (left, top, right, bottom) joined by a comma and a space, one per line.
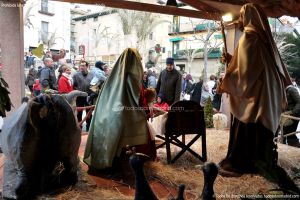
58, 64, 73, 94
84, 48, 156, 171
217, 4, 299, 190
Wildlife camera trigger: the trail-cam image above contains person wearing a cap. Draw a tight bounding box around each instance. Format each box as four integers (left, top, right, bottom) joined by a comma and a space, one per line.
156, 57, 182, 105
154, 93, 170, 112
90, 61, 107, 86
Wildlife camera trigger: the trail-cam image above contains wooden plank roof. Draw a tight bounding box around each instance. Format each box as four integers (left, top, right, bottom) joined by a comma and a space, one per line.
55, 0, 300, 20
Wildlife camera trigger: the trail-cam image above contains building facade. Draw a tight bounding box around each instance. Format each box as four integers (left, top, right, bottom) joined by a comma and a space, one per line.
72, 7, 224, 79
23, 0, 71, 59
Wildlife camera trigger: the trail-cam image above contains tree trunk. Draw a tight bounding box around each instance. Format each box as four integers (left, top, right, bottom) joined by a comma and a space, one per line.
203, 42, 208, 83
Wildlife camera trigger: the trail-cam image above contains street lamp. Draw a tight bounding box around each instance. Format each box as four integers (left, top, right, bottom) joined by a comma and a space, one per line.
222, 14, 233, 23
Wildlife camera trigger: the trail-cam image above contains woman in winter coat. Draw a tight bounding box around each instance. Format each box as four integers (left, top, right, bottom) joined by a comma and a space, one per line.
58, 64, 73, 94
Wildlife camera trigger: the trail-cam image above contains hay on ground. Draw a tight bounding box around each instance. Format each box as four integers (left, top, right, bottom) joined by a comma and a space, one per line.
38, 129, 300, 199
144, 129, 300, 198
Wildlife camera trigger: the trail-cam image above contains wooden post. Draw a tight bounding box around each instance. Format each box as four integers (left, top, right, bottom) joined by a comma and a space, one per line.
0, 3, 24, 114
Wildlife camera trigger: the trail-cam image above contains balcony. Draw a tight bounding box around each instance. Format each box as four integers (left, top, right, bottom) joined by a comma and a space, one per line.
168, 22, 194, 34
195, 22, 217, 31
168, 22, 218, 34
173, 48, 221, 59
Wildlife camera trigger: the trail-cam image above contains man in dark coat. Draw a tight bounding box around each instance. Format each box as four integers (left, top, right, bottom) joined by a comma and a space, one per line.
191, 78, 203, 105
156, 58, 181, 105
73, 61, 94, 131
39, 58, 57, 91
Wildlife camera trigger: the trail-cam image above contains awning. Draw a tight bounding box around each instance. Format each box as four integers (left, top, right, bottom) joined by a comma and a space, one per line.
169, 37, 184, 42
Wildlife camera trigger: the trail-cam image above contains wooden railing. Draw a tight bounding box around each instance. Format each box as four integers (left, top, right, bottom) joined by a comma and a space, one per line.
274, 114, 300, 143
76, 105, 95, 128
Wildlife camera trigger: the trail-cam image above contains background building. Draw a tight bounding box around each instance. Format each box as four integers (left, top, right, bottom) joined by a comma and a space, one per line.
72, 6, 223, 79
24, 0, 71, 60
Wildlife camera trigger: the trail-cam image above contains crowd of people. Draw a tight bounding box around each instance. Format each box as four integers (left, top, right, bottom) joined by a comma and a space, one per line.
23, 4, 300, 176
17, 3, 300, 195
24, 54, 110, 131
24, 47, 300, 149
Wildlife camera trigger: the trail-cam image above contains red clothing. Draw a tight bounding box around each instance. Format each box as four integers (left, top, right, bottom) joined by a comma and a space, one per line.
154, 102, 170, 112
58, 75, 73, 94
136, 85, 156, 160
139, 86, 148, 108
33, 79, 41, 91
139, 86, 155, 119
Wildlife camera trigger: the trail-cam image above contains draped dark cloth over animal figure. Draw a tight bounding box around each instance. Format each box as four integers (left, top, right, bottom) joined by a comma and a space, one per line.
0, 90, 87, 199
0, 72, 12, 117
218, 3, 299, 194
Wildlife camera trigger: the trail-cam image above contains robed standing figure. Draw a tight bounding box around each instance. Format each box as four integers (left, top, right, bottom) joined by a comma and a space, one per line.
218, 3, 293, 177
84, 48, 156, 170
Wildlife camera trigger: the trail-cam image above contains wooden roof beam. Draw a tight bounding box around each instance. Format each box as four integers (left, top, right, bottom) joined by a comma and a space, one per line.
180, 0, 221, 13
180, 0, 222, 20
56, 0, 221, 20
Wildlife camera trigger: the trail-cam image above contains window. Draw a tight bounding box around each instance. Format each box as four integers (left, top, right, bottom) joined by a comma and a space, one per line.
173, 16, 180, 32
41, 21, 49, 42
176, 64, 185, 72
41, 21, 48, 33
41, 0, 48, 13
71, 32, 76, 41
172, 41, 180, 58
149, 32, 153, 40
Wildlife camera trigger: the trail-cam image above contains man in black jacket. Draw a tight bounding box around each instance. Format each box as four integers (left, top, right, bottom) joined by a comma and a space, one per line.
73, 61, 94, 131
191, 78, 203, 105
156, 58, 181, 105
40, 58, 57, 91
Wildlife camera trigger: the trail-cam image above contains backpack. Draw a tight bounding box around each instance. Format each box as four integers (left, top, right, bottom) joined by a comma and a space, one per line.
90, 80, 105, 94
37, 67, 43, 79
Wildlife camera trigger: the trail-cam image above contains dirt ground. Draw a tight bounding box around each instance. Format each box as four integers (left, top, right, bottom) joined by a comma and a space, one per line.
33, 129, 300, 200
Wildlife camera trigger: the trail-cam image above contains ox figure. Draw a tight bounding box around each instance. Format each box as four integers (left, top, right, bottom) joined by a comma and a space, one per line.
0, 90, 87, 199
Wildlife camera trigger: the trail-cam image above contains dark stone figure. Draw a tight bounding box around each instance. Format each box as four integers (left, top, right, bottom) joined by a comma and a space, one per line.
201, 162, 218, 200
172, 184, 185, 200
129, 152, 158, 200
0, 91, 87, 199
129, 151, 186, 200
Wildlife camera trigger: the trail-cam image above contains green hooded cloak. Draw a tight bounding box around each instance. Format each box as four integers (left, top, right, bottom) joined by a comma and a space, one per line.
83, 48, 148, 169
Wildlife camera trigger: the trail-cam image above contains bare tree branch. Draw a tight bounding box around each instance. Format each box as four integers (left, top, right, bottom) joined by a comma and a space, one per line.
24, 1, 38, 29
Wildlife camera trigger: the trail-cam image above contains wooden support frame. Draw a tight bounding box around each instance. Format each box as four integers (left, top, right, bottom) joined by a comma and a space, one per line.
57, 0, 222, 20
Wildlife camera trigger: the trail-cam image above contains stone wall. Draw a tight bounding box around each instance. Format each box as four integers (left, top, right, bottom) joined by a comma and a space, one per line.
0, 3, 24, 114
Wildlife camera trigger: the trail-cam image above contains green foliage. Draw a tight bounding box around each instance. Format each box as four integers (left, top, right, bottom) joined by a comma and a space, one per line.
204, 97, 214, 128
280, 33, 300, 81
